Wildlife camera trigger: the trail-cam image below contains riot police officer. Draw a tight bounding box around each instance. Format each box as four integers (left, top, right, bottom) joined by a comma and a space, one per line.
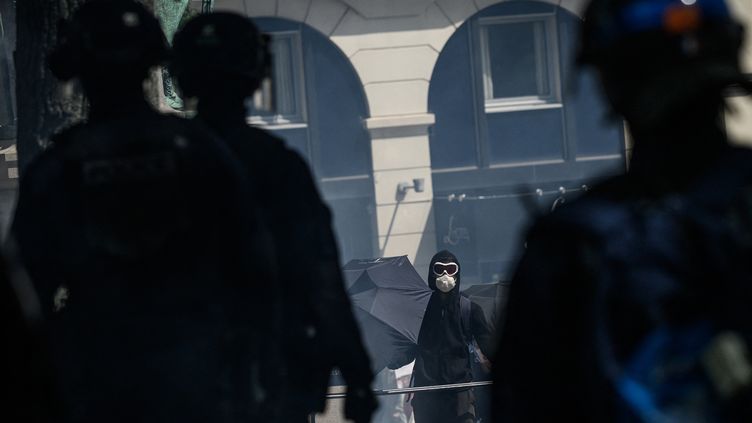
11, 1, 274, 421
1, 244, 58, 422
171, 12, 376, 423
493, 0, 752, 422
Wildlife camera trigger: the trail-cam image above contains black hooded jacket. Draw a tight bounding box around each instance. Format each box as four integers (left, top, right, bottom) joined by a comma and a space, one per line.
413, 251, 493, 388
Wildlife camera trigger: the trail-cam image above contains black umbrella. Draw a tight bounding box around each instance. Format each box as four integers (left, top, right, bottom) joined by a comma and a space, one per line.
344, 256, 433, 373
461, 281, 511, 332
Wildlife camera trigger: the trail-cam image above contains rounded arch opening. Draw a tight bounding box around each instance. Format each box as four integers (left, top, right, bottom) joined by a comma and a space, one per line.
427, 0, 625, 283
251, 16, 378, 263
252, 17, 372, 179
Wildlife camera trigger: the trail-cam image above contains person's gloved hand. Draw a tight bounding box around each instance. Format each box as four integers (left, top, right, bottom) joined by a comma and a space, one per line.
344, 384, 377, 423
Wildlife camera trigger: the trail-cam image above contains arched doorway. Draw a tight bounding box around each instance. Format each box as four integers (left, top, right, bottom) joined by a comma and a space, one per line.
429, 0, 626, 283
252, 17, 377, 263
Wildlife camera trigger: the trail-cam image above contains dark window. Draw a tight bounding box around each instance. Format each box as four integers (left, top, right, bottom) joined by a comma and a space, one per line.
429, 1, 625, 282
482, 18, 555, 103
249, 32, 306, 124
252, 18, 376, 263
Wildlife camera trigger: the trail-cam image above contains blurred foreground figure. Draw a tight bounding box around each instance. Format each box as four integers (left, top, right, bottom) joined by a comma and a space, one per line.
171, 13, 376, 423
409, 250, 493, 423
1, 245, 57, 422
493, 0, 752, 422
11, 1, 274, 421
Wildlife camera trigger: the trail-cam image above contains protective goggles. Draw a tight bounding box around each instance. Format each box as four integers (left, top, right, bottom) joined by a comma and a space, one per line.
433, 262, 459, 276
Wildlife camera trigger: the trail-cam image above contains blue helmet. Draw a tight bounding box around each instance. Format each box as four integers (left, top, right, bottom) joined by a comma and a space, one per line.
578, 0, 750, 127
578, 0, 744, 67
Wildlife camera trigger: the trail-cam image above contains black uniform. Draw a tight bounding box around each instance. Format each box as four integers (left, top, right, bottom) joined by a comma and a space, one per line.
411, 250, 493, 423
11, 104, 271, 422
171, 12, 375, 422
198, 119, 374, 422
493, 141, 752, 422
1, 246, 58, 423
11, 3, 274, 419
493, 1, 752, 421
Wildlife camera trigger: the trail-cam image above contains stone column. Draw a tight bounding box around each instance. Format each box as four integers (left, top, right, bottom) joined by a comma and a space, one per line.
328, 1, 457, 274
366, 114, 437, 275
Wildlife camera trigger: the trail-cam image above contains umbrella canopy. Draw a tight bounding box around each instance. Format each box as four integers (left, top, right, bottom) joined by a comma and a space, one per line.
461, 281, 511, 332
344, 256, 433, 372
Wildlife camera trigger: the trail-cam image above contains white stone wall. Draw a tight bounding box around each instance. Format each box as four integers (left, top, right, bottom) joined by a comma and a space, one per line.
326, 2, 453, 274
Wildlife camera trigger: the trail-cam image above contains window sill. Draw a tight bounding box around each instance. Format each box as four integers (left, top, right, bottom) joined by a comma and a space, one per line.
484, 102, 562, 114
431, 165, 480, 174
320, 174, 371, 183
246, 118, 308, 131
575, 154, 623, 162
488, 158, 564, 169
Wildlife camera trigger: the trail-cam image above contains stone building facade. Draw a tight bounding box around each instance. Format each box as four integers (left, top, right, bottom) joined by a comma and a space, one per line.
204, 0, 752, 282
1, 0, 751, 270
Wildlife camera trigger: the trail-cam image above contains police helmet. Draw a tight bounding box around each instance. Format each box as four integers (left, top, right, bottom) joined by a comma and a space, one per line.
579, 0, 747, 81
578, 0, 751, 128
48, 0, 168, 82
171, 12, 271, 99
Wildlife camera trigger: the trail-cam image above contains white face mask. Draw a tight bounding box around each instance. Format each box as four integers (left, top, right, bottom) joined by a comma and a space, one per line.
435, 274, 456, 293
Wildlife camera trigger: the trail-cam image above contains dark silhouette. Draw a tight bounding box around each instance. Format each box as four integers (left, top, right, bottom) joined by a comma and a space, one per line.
493, 0, 752, 422
1, 243, 58, 422
408, 250, 493, 423
171, 12, 376, 423
10, 1, 274, 421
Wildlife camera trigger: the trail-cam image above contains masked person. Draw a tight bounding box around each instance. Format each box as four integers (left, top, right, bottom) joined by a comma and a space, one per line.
10, 1, 274, 421
170, 12, 376, 423
493, 0, 752, 422
410, 250, 493, 423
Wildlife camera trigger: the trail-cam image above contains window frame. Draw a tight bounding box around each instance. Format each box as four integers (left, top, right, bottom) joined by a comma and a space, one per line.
247, 30, 308, 127
478, 13, 562, 114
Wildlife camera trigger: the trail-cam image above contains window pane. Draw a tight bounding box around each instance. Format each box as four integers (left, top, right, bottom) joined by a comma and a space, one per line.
486, 21, 549, 99
249, 34, 300, 119
271, 37, 296, 116
251, 77, 274, 115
